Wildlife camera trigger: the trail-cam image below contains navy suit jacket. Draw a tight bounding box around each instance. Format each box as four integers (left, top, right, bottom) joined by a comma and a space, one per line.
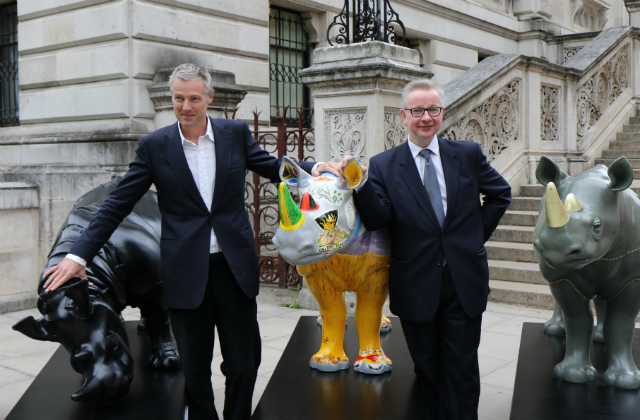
70, 117, 314, 310
353, 137, 511, 322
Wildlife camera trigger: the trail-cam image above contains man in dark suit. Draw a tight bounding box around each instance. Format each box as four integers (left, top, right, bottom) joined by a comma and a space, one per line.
42, 63, 338, 420
349, 79, 511, 420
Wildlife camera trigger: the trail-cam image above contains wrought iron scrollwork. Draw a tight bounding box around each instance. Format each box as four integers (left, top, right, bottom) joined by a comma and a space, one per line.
327, 0, 406, 46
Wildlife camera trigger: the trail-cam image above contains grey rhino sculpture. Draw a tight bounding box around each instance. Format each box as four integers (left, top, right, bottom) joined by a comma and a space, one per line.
12, 177, 179, 401
533, 155, 640, 389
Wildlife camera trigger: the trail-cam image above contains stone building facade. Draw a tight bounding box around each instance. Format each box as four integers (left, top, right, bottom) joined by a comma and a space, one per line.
0, 0, 633, 310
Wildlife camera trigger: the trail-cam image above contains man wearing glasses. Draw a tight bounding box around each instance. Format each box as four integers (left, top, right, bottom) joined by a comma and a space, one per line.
348, 79, 511, 420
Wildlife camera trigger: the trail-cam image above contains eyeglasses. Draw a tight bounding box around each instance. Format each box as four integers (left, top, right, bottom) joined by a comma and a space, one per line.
404, 107, 443, 118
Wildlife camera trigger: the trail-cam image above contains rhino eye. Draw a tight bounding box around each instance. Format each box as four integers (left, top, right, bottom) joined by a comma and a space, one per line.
592, 218, 602, 235
108, 336, 120, 352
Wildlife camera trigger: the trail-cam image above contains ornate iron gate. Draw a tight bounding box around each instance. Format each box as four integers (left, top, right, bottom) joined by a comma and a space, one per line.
0, 2, 18, 127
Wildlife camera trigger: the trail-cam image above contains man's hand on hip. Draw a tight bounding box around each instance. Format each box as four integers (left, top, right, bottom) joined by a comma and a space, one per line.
43, 259, 87, 292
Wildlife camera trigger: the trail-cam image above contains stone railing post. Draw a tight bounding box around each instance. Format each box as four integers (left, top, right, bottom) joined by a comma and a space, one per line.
299, 41, 432, 166
148, 68, 248, 129
625, 1, 640, 27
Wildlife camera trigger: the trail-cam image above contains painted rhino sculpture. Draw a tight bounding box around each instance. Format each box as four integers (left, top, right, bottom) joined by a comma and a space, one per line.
533, 155, 640, 389
272, 157, 392, 374
12, 177, 179, 401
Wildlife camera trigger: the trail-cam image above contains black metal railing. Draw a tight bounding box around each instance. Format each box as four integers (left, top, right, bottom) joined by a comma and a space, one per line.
269, 7, 311, 127
327, 0, 406, 46
1, 2, 19, 127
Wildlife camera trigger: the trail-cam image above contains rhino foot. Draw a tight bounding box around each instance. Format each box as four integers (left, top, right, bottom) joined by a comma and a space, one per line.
354, 351, 392, 375
148, 345, 180, 371
553, 361, 597, 383
603, 369, 640, 389
544, 319, 566, 336
309, 355, 349, 372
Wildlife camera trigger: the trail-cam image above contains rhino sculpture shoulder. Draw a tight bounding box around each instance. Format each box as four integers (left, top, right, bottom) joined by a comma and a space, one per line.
533, 155, 640, 389
273, 157, 392, 374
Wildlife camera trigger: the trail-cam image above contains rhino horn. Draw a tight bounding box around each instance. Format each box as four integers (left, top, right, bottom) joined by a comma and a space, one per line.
278, 182, 305, 231
545, 182, 570, 228
12, 316, 54, 341
64, 280, 92, 318
71, 377, 106, 402
564, 193, 582, 212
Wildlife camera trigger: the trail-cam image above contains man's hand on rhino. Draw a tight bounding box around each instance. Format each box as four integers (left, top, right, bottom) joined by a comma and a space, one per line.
44, 259, 87, 292
313, 156, 368, 185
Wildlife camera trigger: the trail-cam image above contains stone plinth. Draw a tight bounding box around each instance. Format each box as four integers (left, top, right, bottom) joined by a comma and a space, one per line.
626, 1, 640, 27
148, 68, 248, 129
300, 41, 432, 166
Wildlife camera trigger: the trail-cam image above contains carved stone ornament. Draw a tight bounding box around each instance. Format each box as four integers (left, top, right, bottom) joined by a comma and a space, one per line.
442, 80, 520, 162
571, 0, 609, 30
564, 48, 582, 63
541, 86, 559, 142
384, 107, 408, 151
576, 44, 629, 141
325, 108, 367, 164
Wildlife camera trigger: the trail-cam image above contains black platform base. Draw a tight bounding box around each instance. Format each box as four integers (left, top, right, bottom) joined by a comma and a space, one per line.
252, 315, 428, 420
6, 321, 185, 420
510, 323, 640, 420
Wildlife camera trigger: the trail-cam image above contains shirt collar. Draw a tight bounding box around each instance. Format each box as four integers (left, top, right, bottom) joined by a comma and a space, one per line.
408, 134, 439, 159
178, 117, 214, 146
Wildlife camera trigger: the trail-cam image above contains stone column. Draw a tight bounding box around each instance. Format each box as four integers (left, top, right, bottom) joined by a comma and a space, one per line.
625, 1, 640, 27
300, 41, 432, 167
148, 68, 248, 129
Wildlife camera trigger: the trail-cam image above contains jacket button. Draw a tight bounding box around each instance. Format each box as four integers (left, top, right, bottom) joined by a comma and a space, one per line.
437, 261, 442, 266
441, 236, 445, 240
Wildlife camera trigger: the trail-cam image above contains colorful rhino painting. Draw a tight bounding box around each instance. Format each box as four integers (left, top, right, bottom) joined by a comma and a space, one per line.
272, 157, 392, 374
12, 178, 179, 401
533, 155, 640, 389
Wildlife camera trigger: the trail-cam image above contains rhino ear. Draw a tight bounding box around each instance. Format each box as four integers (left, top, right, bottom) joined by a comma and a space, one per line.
64, 280, 92, 317
608, 156, 634, 192
13, 316, 54, 341
536, 155, 568, 186
279, 156, 311, 189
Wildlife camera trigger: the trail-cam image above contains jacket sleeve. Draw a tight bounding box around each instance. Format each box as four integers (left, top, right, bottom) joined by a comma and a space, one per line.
476, 143, 511, 242
69, 137, 154, 262
353, 158, 393, 231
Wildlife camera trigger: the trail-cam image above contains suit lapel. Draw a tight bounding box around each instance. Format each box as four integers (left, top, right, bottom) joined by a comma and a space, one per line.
399, 142, 441, 231
161, 123, 209, 213
438, 137, 459, 230
210, 118, 232, 214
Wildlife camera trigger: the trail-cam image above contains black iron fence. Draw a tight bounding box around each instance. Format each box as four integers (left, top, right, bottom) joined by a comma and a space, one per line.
0, 2, 19, 126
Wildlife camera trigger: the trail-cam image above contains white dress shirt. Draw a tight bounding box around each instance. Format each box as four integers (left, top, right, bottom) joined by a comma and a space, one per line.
407, 135, 448, 216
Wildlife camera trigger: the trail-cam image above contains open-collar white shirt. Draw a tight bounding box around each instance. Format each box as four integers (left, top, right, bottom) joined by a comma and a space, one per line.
407, 135, 448, 216
179, 118, 221, 253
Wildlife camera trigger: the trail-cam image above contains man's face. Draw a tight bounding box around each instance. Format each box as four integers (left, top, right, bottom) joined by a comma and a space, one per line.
172, 78, 214, 130
400, 89, 445, 146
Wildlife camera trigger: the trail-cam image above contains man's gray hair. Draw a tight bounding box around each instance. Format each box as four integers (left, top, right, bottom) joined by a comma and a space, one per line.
169, 63, 214, 95
401, 79, 444, 108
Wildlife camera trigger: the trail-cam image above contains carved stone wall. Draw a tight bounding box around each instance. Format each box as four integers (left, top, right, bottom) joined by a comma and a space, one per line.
541, 86, 559, 142
442, 79, 520, 161
384, 107, 408, 150
576, 44, 629, 141
564, 48, 582, 63
571, 0, 609, 31
325, 108, 367, 164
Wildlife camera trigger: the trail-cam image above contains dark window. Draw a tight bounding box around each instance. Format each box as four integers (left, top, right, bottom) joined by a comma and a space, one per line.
1, 2, 19, 127
269, 7, 311, 127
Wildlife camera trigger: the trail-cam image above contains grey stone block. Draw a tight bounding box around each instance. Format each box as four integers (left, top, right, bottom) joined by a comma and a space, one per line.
596, 159, 640, 169
499, 211, 538, 227
623, 124, 640, 133
616, 132, 640, 141
508, 197, 542, 211
518, 185, 545, 197
0, 291, 38, 313
488, 260, 545, 284
609, 140, 640, 149
486, 242, 536, 263
488, 280, 555, 310
602, 149, 640, 158
490, 226, 534, 244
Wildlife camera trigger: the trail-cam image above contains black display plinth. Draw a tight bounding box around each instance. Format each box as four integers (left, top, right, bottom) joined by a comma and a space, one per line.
510, 323, 640, 420
6, 321, 185, 420
252, 316, 428, 420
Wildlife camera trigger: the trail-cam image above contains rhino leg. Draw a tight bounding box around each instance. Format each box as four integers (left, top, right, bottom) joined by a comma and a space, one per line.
303, 272, 349, 372
549, 282, 597, 383
592, 297, 606, 343
544, 303, 566, 336
602, 281, 640, 389
353, 268, 392, 375
143, 310, 180, 371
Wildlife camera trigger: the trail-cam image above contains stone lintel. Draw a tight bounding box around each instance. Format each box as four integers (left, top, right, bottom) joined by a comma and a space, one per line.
0, 182, 39, 210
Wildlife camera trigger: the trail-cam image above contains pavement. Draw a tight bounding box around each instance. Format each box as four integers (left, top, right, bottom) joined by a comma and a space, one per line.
0, 286, 593, 420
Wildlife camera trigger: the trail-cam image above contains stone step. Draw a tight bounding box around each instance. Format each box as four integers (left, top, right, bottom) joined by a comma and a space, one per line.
630, 116, 640, 124
623, 124, 640, 133
488, 280, 554, 310
490, 225, 534, 243
595, 158, 640, 169
488, 260, 545, 284
610, 140, 640, 149
617, 132, 640, 141
519, 184, 545, 197
602, 149, 640, 159
500, 210, 538, 227
508, 196, 542, 211
486, 241, 536, 263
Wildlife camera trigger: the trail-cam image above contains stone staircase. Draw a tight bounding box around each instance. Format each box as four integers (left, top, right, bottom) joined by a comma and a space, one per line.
488, 108, 640, 309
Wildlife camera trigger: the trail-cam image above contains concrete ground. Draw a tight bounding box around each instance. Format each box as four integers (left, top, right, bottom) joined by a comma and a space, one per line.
0, 288, 580, 420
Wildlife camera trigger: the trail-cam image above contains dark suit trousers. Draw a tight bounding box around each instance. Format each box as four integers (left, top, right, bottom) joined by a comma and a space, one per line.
169, 254, 261, 420
400, 265, 483, 420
